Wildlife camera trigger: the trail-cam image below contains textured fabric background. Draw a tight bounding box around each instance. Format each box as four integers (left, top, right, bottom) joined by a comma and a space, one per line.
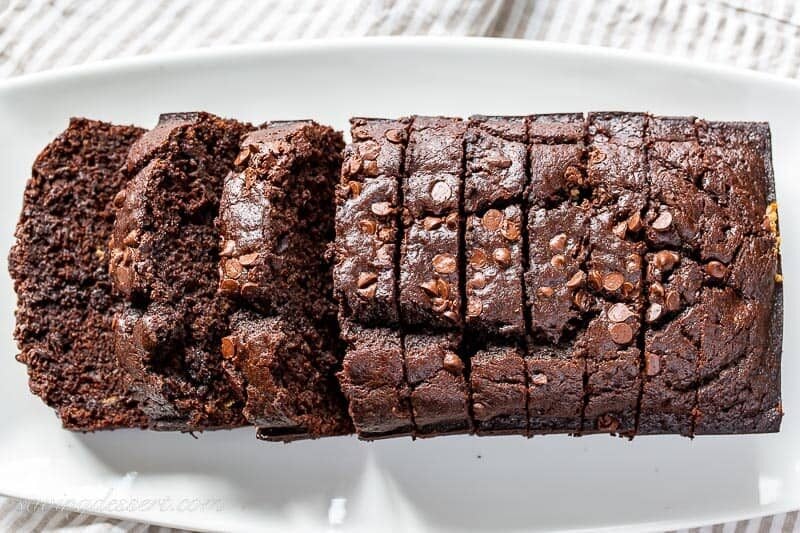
1, 0, 799, 531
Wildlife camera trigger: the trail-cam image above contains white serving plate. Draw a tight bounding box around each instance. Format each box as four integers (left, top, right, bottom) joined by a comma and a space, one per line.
0, 37, 798, 533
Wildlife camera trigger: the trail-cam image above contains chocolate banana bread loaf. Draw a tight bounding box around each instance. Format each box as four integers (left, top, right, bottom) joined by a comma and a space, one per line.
109, 112, 252, 431
9, 118, 148, 430
13, 110, 781, 441
218, 121, 351, 440
335, 112, 781, 440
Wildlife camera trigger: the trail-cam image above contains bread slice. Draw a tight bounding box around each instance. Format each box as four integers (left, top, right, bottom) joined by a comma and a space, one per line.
109, 112, 252, 431
9, 118, 148, 430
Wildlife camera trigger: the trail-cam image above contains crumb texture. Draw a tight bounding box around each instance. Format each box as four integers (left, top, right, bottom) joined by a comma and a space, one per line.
109, 112, 252, 430
9, 118, 148, 430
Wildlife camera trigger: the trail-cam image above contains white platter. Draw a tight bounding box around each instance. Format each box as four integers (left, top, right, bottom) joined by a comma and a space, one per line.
0, 37, 798, 532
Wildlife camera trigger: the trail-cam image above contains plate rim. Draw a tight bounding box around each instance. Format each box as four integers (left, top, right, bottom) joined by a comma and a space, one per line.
2, 36, 800, 95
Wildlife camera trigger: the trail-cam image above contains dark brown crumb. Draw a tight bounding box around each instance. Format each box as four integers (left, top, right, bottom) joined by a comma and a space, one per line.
109, 112, 252, 431
9, 118, 148, 431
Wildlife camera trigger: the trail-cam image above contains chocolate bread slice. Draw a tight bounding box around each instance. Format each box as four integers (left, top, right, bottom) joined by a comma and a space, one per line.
465, 205, 525, 339
109, 112, 252, 431
218, 122, 343, 319
524, 113, 589, 435
400, 117, 466, 329
638, 117, 782, 435
223, 311, 351, 440
470, 345, 528, 435
9, 118, 148, 430
337, 323, 413, 439
405, 333, 471, 437
464, 115, 527, 213
217, 121, 351, 440
333, 118, 409, 327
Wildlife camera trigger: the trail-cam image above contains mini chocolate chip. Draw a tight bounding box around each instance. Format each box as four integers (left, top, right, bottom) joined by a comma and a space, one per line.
359, 140, 380, 160
621, 282, 636, 298
608, 303, 634, 322
652, 210, 673, 231
645, 352, 661, 376
358, 219, 377, 234
501, 220, 521, 241
704, 260, 727, 279
371, 202, 393, 216
573, 290, 592, 310
352, 127, 370, 140
443, 352, 464, 374
603, 272, 625, 291
445, 212, 459, 230
348, 180, 362, 197
588, 270, 603, 291
589, 148, 607, 165
221, 336, 236, 359
597, 414, 620, 432
531, 373, 548, 386
645, 303, 663, 323
613, 221, 627, 239
537, 286, 554, 298
469, 248, 488, 268
550, 254, 566, 269
431, 181, 452, 203
649, 281, 665, 298
241, 282, 259, 299
626, 254, 642, 273
357, 272, 378, 289
549, 233, 567, 252
347, 157, 363, 176
467, 272, 487, 290
627, 212, 642, 232
653, 250, 680, 271
220, 240, 236, 257
664, 290, 680, 311
566, 270, 586, 288
609, 322, 633, 345
443, 310, 460, 323
378, 227, 395, 243
423, 216, 442, 231
420, 280, 439, 297
485, 156, 512, 168
362, 160, 379, 176
234, 148, 251, 166
467, 299, 483, 317
385, 128, 404, 143
113, 190, 127, 208
431, 297, 448, 313
224, 259, 243, 279
357, 284, 377, 299
482, 209, 504, 231
433, 253, 457, 274
219, 278, 240, 294
494, 247, 512, 267
238, 252, 259, 266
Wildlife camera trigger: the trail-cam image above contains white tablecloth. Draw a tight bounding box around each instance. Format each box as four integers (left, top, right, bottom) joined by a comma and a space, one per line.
1, 0, 798, 531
